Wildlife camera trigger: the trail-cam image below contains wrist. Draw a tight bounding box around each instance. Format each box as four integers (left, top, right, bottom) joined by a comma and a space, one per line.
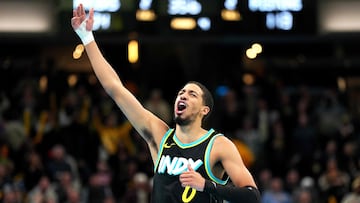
204, 180, 217, 194
75, 20, 94, 45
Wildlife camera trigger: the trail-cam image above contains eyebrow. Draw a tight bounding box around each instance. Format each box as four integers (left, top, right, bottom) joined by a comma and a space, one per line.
189, 89, 199, 96
178, 88, 200, 96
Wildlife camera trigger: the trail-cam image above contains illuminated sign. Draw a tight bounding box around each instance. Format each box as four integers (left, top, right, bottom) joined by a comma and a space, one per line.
73, 0, 121, 30
139, 0, 154, 10
167, 0, 202, 15
68, 0, 315, 35
248, 0, 303, 30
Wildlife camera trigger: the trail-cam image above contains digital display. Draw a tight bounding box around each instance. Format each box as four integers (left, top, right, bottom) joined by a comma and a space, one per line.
71, 0, 316, 35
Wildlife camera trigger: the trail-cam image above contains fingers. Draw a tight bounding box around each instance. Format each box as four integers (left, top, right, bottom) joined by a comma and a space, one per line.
179, 169, 195, 184
179, 175, 191, 187
86, 8, 94, 31
72, 3, 95, 30
89, 8, 94, 20
76, 4, 81, 17
187, 164, 194, 171
79, 3, 85, 16
73, 3, 86, 17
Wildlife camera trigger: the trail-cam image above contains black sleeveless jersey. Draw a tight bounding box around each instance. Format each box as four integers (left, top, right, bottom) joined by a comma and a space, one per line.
152, 128, 229, 203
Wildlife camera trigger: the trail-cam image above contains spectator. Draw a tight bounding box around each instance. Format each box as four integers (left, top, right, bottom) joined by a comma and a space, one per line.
261, 177, 293, 203
23, 151, 45, 191
26, 175, 58, 203
341, 176, 360, 203
46, 144, 78, 183
318, 157, 350, 202
144, 88, 172, 124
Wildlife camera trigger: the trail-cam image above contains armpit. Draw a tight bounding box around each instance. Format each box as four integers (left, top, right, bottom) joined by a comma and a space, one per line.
142, 129, 158, 153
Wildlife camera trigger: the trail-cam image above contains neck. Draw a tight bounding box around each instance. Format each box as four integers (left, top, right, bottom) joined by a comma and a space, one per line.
175, 123, 207, 143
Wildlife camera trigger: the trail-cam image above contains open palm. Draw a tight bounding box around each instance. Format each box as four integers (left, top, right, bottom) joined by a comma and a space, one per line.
71, 3, 94, 31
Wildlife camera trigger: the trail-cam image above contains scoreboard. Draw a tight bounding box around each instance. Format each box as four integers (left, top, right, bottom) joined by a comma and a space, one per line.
72, 0, 317, 36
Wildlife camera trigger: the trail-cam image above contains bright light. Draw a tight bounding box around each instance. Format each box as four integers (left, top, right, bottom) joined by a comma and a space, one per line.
252, 43, 262, 54
319, 0, 360, 33
68, 75, 78, 87
136, 10, 156, 21
197, 17, 211, 31
221, 9, 241, 21
73, 0, 120, 31
246, 48, 257, 59
128, 40, 139, 64
73, 44, 84, 59
73, 0, 121, 12
139, 0, 153, 10
266, 11, 293, 30
224, 0, 238, 10
168, 0, 202, 15
39, 76, 48, 93
0, 2, 53, 33
248, 0, 303, 12
93, 12, 111, 30
170, 17, 197, 30
243, 73, 255, 85
248, 0, 301, 31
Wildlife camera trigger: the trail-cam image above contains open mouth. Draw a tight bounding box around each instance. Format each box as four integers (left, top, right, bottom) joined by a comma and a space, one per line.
176, 101, 187, 114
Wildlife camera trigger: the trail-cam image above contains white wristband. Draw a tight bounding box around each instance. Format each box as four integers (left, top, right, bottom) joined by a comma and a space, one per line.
75, 20, 94, 45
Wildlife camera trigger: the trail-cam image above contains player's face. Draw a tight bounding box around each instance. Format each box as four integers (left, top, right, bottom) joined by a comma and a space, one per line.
174, 83, 205, 126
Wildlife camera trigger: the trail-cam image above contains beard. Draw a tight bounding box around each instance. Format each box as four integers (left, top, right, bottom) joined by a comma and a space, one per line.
174, 115, 192, 126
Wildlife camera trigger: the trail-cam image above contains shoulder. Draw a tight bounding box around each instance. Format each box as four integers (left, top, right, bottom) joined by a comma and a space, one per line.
211, 133, 238, 155
212, 133, 233, 146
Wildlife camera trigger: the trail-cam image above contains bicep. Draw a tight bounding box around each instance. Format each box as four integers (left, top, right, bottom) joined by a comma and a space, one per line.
217, 138, 257, 188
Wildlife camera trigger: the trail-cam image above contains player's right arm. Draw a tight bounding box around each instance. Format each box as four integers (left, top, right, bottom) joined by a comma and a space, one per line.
71, 4, 169, 157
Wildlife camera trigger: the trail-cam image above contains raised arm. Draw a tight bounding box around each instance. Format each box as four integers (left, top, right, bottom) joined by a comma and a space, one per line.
71, 4, 169, 159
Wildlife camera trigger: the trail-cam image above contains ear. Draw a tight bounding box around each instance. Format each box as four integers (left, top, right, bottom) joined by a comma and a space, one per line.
201, 106, 210, 116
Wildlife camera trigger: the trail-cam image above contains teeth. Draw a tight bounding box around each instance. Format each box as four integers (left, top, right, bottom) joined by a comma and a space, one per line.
178, 102, 186, 110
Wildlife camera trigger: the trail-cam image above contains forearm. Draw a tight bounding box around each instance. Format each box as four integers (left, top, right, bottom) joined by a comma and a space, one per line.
85, 42, 124, 95
204, 180, 261, 203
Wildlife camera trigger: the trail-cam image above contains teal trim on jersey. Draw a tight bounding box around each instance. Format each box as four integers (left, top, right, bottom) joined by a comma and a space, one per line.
204, 134, 229, 185
173, 128, 215, 149
154, 128, 174, 172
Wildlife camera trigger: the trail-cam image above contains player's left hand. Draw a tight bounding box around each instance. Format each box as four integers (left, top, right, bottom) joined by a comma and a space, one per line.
179, 164, 206, 191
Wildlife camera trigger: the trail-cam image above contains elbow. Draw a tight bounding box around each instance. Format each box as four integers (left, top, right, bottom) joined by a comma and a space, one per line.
103, 81, 125, 99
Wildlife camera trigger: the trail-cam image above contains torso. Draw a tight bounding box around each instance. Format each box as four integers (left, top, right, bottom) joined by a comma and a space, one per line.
152, 128, 229, 203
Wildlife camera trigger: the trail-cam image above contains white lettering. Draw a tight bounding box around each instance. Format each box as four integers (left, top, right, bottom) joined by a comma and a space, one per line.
172, 157, 189, 175
266, 11, 293, 30
157, 155, 203, 175
249, 0, 302, 12
73, 0, 121, 12
139, 0, 153, 10
93, 12, 111, 30
168, 0, 202, 15
224, 0, 238, 10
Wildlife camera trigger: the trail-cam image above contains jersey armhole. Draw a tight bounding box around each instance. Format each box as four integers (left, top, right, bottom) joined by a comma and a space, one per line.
204, 133, 229, 185
153, 128, 174, 172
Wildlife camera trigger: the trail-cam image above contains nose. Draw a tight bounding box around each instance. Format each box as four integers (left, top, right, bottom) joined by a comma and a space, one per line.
179, 94, 187, 100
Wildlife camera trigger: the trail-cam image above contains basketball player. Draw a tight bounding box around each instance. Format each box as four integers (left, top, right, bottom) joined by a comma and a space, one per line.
71, 3, 260, 203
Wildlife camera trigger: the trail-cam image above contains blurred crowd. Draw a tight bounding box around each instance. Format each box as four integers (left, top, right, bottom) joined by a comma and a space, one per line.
0, 70, 359, 203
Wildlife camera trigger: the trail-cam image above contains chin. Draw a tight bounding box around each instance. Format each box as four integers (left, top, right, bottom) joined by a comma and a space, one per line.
174, 116, 191, 126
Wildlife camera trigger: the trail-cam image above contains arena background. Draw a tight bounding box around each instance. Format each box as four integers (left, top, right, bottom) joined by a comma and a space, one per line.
0, 1, 360, 203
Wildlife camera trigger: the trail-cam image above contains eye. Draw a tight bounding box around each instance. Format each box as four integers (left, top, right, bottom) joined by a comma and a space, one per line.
189, 90, 198, 97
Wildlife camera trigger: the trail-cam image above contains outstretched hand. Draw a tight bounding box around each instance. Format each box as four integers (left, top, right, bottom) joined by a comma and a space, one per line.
71, 3, 94, 31
179, 164, 206, 192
